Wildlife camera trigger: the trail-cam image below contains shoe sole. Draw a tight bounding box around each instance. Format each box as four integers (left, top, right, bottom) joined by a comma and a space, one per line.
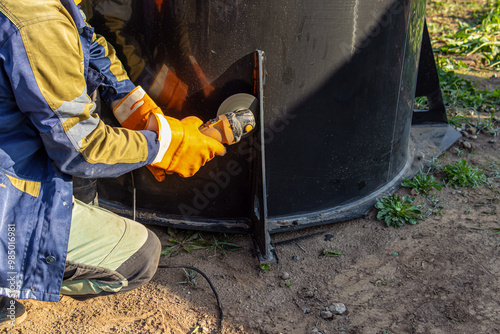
0, 311, 27, 328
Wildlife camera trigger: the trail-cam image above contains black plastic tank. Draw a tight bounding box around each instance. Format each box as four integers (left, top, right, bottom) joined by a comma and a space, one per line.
87, 0, 460, 262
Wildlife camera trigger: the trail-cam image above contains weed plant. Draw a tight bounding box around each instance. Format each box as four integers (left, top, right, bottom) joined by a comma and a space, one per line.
419, 194, 444, 218
259, 263, 271, 270
492, 228, 500, 247
475, 113, 500, 136
161, 228, 241, 259
375, 194, 423, 228
402, 172, 443, 197
322, 248, 343, 256
178, 268, 199, 288
443, 159, 487, 188
424, 156, 443, 174
161, 230, 207, 257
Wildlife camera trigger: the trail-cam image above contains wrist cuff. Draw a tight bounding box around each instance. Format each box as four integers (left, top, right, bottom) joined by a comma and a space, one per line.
149, 114, 173, 164
113, 86, 146, 124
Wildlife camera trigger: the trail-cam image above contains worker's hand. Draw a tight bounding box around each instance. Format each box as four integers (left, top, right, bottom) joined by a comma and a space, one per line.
150, 116, 226, 178
113, 86, 225, 181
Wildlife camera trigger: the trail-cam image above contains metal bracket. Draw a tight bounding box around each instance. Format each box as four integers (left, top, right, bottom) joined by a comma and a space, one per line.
412, 19, 448, 125
249, 50, 277, 264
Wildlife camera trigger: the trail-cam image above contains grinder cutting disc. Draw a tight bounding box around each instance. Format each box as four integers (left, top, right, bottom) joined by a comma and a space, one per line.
217, 93, 258, 116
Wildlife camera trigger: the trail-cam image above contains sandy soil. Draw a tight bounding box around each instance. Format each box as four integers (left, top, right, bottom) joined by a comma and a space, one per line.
2, 1, 500, 333
2, 130, 499, 334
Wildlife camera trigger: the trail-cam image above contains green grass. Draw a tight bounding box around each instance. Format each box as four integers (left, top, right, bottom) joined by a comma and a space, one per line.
204, 237, 242, 259
322, 248, 343, 256
424, 156, 443, 174
259, 263, 271, 270
178, 267, 199, 288
424, 1, 500, 128
443, 159, 487, 188
370, 278, 395, 287
402, 172, 443, 197
375, 194, 423, 228
437, 60, 500, 112
161, 228, 241, 259
427, 59, 500, 134
428, 0, 500, 69
486, 162, 500, 180
161, 230, 207, 257
492, 228, 500, 247
419, 194, 445, 218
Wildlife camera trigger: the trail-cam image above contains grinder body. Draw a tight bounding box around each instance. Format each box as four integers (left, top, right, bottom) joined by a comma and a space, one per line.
199, 93, 257, 145
199, 109, 255, 145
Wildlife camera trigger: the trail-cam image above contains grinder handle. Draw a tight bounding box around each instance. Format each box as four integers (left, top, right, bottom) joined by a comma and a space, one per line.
199, 114, 235, 145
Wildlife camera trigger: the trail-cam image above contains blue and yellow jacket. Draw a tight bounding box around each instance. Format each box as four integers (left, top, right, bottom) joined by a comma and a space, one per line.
0, 0, 159, 301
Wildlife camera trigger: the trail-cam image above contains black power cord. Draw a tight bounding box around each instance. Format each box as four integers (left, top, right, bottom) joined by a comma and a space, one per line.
158, 265, 224, 334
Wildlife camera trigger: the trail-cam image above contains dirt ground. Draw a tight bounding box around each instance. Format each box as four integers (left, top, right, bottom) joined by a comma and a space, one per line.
2, 131, 499, 334
3, 2, 500, 334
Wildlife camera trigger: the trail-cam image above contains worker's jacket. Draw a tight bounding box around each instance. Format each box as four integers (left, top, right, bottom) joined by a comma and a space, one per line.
0, 0, 160, 302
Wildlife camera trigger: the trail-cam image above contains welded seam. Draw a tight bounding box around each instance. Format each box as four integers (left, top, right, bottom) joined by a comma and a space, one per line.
351, 0, 360, 56
388, 0, 414, 181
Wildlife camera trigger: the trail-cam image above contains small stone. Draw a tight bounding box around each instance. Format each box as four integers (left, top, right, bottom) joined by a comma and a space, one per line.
198, 320, 207, 327
489, 139, 497, 144
462, 141, 472, 149
292, 255, 300, 261
490, 107, 496, 113
304, 289, 315, 298
470, 135, 478, 140
281, 272, 290, 280
303, 307, 310, 314
329, 303, 347, 315
320, 310, 333, 319
493, 116, 500, 122
461, 131, 469, 137
311, 328, 321, 334
468, 127, 477, 135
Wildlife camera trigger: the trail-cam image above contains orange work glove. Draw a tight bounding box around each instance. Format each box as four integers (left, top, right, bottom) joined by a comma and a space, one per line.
113, 86, 225, 181
150, 116, 226, 179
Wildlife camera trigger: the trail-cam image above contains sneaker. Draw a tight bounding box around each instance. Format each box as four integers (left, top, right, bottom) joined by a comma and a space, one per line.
0, 296, 27, 327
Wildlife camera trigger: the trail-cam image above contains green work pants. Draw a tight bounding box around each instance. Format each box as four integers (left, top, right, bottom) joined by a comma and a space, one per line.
61, 199, 161, 298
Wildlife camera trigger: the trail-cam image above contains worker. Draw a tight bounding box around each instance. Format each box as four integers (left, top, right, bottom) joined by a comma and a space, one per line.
0, 0, 225, 328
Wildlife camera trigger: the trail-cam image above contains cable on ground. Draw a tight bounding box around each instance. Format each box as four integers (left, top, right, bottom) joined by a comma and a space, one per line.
158, 264, 224, 334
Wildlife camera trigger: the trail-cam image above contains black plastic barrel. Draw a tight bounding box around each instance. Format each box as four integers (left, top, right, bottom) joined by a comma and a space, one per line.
90, 0, 459, 261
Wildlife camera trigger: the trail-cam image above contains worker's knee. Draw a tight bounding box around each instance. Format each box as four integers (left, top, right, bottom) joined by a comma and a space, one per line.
63, 219, 161, 300
116, 228, 161, 292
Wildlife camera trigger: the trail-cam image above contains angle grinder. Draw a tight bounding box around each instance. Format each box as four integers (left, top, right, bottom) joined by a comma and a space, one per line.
199, 93, 257, 145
